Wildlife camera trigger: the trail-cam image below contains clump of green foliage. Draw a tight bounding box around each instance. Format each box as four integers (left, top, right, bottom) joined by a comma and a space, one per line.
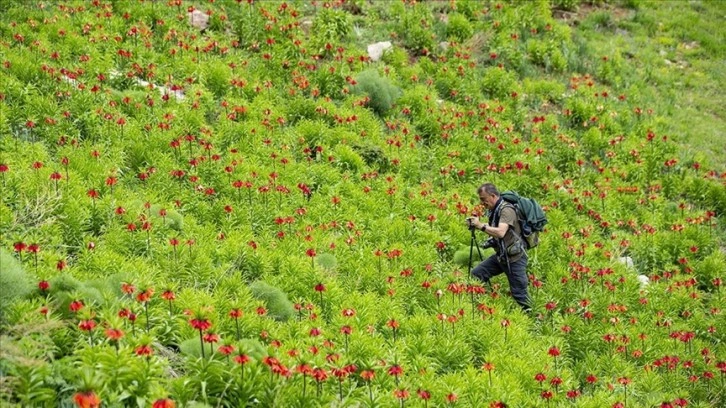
249, 281, 294, 322
0, 249, 32, 321
353, 70, 402, 117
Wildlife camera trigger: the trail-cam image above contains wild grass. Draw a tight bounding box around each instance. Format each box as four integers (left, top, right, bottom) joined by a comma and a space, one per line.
571, 0, 726, 167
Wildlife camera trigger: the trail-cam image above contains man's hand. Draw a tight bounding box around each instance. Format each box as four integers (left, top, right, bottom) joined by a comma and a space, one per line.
469, 216, 485, 231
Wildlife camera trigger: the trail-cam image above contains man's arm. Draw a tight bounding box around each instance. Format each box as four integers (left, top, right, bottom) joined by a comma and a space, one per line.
471, 217, 509, 239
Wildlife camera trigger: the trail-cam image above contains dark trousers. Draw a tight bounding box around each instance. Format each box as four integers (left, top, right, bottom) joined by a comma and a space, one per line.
472, 253, 530, 310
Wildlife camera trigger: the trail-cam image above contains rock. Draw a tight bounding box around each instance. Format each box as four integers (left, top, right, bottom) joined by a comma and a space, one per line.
617, 256, 634, 268
301, 18, 313, 36
637, 274, 650, 287
367, 41, 392, 62
188, 10, 209, 31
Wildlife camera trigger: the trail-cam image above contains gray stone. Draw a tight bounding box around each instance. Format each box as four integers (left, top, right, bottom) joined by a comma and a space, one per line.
189, 10, 209, 31
367, 41, 392, 62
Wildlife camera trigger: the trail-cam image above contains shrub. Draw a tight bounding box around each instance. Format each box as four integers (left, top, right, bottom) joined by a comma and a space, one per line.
551, 0, 581, 12
333, 144, 365, 173
352, 70, 402, 117
523, 78, 566, 106
315, 253, 338, 271
480, 66, 518, 100
351, 144, 390, 172
446, 13, 474, 42
0, 249, 32, 321
248, 281, 294, 322
312, 7, 351, 41
381, 47, 410, 70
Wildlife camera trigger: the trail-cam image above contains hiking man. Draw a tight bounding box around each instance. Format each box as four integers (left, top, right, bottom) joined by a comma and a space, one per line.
468, 183, 531, 311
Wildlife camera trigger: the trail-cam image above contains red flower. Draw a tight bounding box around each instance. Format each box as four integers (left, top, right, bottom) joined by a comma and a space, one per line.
69, 300, 84, 313
135, 344, 153, 356
73, 390, 101, 408
234, 353, 250, 365
312, 367, 328, 382
203, 332, 219, 344
105, 328, 124, 341
229, 308, 243, 318
38, 280, 50, 292
78, 320, 96, 332
388, 364, 403, 377
218, 344, 236, 355
548, 346, 561, 357
161, 290, 176, 301
417, 389, 431, 400
306, 248, 317, 257
540, 390, 553, 400
360, 370, 375, 381
136, 288, 154, 303
14, 241, 27, 253
121, 283, 135, 294
534, 373, 547, 383
189, 317, 212, 331
394, 388, 409, 400
152, 399, 176, 408
314, 283, 326, 292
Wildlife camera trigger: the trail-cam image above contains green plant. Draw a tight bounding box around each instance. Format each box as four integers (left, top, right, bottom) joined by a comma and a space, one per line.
248, 281, 294, 322
352, 70, 402, 117
446, 13, 474, 43
0, 249, 32, 321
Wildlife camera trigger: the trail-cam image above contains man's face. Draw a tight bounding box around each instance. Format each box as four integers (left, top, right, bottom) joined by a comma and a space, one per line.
478, 191, 497, 210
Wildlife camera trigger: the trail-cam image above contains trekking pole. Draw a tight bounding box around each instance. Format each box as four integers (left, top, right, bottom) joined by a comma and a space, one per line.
468, 226, 483, 279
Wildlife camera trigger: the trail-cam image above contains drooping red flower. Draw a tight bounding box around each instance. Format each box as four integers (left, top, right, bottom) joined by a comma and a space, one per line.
189, 318, 212, 331
78, 320, 96, 332
388, 364, 403, 377
417, 389, 431, 400
151, 398, 176, 408
69, 300, 84, 313
135, 344, 153, 357
73, 390, 101, 408
38, 280, 50, 292
161, 290, 176, 301
394, 388, 409, 400
234, 353, 250, 365
218, 344, 236, 355
13, 241, 27, 253
105, 328, 124, 341
203, 332, 220, 344
136, 288, 154, 303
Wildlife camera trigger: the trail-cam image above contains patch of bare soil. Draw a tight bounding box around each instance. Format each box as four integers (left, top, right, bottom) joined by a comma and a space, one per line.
553, 2, 634, 27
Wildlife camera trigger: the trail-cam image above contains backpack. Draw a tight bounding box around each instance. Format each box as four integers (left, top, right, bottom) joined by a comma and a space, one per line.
500, 191, 548, 249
